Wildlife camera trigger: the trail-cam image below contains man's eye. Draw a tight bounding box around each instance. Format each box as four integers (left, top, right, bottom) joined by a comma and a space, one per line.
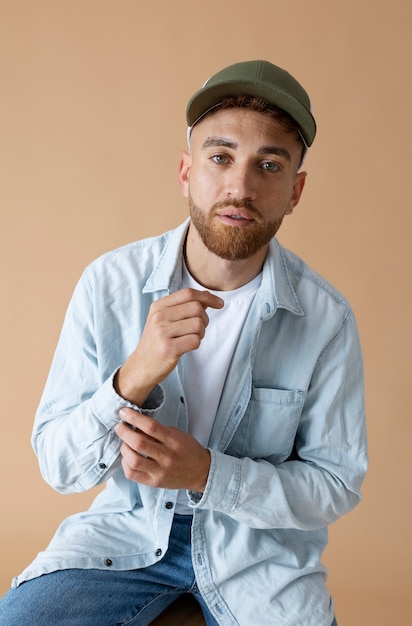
261, 161, 280, 172
212, 154, 228, 164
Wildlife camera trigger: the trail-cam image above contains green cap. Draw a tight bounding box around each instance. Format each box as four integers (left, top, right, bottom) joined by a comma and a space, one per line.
186, 60, 316, 147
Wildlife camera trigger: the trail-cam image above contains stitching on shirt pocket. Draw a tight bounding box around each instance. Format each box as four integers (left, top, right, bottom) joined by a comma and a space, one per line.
227, 387, 305, 463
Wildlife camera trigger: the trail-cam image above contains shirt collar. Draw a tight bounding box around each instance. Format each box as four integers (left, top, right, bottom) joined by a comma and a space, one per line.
260, 238, 305, 318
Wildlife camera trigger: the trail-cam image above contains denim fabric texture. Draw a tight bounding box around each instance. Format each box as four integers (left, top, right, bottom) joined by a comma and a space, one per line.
8, 220, 366, 625
0, 515, 218, 625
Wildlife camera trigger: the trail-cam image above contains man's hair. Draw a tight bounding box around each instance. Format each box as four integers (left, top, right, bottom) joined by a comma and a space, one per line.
208, 95, 307, 167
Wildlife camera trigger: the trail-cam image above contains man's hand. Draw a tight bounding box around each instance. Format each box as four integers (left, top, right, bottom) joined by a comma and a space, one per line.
114, 288, 223, 406
115, 408, 211, 492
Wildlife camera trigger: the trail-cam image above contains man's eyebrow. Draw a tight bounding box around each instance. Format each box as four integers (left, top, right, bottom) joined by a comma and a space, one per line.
201, 137, 292, 162
258, 146, 292, 161
201, 137, 238, 150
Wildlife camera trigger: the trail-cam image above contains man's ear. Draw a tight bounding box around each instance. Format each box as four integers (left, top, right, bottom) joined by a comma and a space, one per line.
285, 171, 307, 215
179, 150, 191, 198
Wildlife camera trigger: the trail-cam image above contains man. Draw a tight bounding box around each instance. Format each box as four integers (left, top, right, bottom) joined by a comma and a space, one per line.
0, 60, 367, 625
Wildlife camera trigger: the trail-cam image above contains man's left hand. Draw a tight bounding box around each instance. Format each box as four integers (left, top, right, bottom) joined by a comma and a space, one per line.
115, 408, 211, 492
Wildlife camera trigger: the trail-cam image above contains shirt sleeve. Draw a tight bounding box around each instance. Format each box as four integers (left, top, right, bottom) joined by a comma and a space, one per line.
189, 310, 368, 530
31, 270, 165, 494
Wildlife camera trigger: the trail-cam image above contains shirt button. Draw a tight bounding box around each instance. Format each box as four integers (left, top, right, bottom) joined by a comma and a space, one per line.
180, 396, 185, 403
98, 463, 107, 469
104, 558, 113, 566
165, 502, 174, 509
156, 549, 162, 557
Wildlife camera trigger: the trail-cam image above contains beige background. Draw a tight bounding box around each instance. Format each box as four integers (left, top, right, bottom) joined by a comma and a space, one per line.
1, 1, 410, 623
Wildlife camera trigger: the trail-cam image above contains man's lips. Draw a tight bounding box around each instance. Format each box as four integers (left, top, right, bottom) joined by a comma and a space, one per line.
216, 208, 256, 225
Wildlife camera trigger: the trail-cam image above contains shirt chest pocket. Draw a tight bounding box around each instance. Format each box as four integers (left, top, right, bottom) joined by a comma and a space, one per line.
225, 387, 305, 464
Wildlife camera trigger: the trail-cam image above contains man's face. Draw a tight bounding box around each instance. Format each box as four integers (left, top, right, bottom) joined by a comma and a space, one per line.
180, 107, 306, 262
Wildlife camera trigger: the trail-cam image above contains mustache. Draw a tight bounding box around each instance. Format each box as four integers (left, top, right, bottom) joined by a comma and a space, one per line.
211, 198, 263, 221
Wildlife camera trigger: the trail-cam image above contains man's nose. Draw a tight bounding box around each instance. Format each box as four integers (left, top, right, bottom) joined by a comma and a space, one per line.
225, 163, 257, 200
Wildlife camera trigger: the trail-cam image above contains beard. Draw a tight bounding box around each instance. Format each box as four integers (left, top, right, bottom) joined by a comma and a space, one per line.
188, 195, 284, 261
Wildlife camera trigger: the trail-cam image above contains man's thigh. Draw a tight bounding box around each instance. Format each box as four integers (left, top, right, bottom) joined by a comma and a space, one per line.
0, 567, 183, 626
0, 515, 202, 626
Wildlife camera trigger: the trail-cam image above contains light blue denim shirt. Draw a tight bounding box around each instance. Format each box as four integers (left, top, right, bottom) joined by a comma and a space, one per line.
14, 219, 367, 626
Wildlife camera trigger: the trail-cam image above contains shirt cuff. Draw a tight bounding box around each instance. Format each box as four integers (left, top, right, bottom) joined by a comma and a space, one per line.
187, 449, 242, 512
91, 367, 166, 430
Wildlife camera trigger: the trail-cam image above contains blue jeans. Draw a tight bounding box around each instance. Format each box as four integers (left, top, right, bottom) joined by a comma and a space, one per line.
0, 513, 338, 625
0, 514, 218, 626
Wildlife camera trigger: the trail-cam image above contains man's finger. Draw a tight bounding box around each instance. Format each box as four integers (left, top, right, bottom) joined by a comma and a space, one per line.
161, 288, 224, 311
118, 408, 162, 440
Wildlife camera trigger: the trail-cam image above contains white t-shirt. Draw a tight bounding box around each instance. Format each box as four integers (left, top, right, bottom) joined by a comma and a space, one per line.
176, 263, 261, 514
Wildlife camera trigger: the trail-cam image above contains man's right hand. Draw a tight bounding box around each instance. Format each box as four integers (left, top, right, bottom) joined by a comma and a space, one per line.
114, 288, 224, 405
